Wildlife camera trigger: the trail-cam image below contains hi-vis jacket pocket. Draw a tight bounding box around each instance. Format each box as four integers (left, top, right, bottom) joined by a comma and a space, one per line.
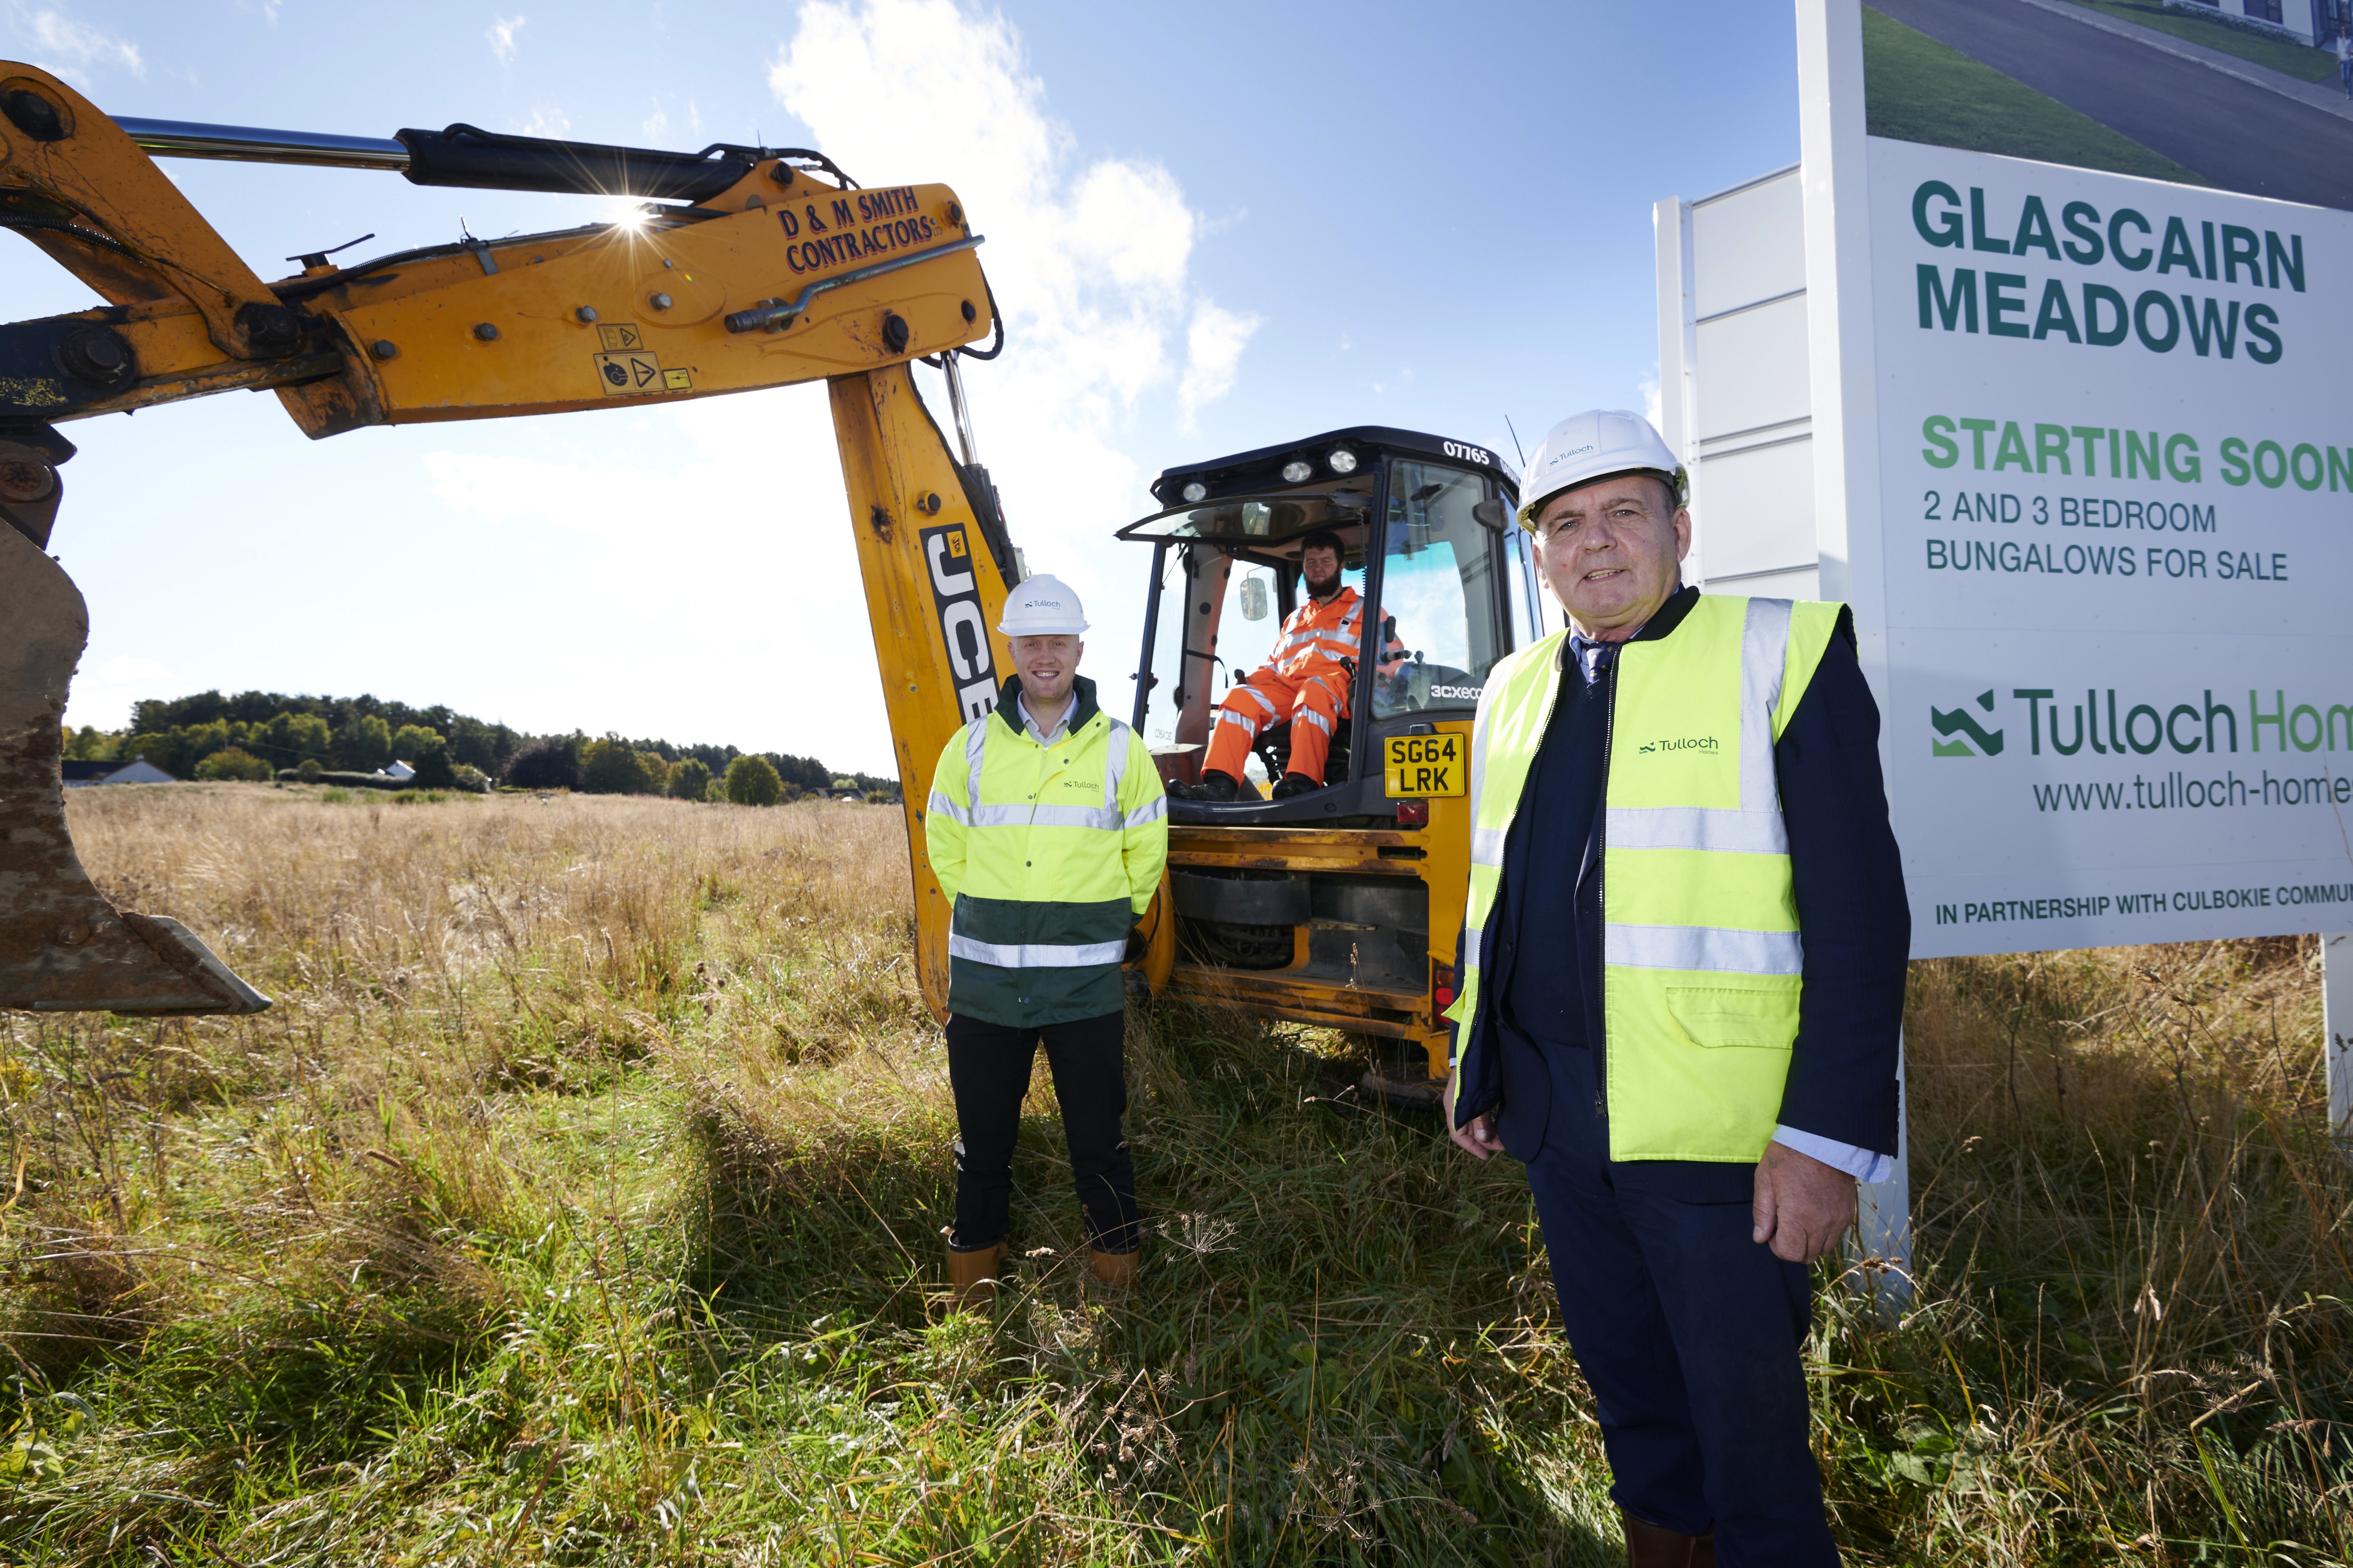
1666, 984, 1798, 1050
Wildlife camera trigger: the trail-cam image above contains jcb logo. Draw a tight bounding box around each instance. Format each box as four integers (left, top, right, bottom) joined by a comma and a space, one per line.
922, 524, 998, 720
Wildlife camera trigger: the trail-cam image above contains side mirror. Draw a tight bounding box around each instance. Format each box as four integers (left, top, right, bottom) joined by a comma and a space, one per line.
1239, 576, 1270, 621
1471, 498, 1511, 532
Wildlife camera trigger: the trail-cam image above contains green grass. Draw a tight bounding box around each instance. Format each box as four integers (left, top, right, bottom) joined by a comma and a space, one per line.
1864, 6, 2212, 184
2067, 0, 2344, 85
2, 792, 2348, 1563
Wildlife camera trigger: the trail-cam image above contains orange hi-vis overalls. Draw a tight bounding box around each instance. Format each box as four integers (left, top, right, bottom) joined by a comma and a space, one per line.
1203, 586, 1385, 786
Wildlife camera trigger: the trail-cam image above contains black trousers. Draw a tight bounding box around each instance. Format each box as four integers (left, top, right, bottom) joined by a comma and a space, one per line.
1511, 1027, 1837, 1566
944, 1010, 1140, 1254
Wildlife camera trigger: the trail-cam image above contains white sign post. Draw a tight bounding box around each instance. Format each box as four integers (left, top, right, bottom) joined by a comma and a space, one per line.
2329, 933, 2353, 1136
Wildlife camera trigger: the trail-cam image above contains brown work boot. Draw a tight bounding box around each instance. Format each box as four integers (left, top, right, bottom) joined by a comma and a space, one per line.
1620, 1508, 1716, 1567
946, 1241, 1008, 1310
1088, 1247, 1138, 1290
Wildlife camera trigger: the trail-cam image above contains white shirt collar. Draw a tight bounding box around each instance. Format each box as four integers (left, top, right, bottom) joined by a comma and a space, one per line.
1014, 689, 1075, 743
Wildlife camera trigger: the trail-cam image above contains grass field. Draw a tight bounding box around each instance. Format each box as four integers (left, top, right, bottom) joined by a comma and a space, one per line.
3, 785, 2348, 1563
1864, 6, 2212, 185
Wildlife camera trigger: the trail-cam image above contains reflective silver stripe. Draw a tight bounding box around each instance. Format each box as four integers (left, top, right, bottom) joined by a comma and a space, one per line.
1739, 598, 1793, 814
963, 714, 988, 813
1467, 655, 1508, 852
1605, 922, 1803, 975
1124, 794, 1167, 827
1604, 805, 1788, 855
1214, 707, 1258, 731
971, 803, 1122, 829
1298, 707, 1334, 735
1104, 717, 1132, 809
949, 934, 1128, 967
927, 789, 971, 826
1233, 683, 1278, 716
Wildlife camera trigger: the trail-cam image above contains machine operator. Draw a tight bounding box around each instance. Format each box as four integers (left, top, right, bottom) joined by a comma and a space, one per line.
1170, 530, 1399, 802
923, 575, 1169, 1307
1442, 409, 1908, 1566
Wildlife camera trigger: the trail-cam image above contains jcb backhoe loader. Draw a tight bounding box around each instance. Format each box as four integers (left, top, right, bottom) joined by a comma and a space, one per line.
0, 61, 1035, 1019
1116, 429, 1542, 1101
0, 63, 1547, 1103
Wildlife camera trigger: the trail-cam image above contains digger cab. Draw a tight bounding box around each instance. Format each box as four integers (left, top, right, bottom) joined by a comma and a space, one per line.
1121, 426, 1544, 823
1120, 427, 1551, 1090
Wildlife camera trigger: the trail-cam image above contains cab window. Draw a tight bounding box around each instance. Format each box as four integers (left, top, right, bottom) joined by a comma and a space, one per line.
1371, 461, 1508, 718
1137, 539, 1367, 785
1504, 523, 1550, 645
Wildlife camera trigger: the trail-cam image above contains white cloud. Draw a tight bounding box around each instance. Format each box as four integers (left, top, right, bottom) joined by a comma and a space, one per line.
1639, 368, 1663, 432
762, 0, 1257, 645
1179, 302, 1262, 430
416, 0, 1265, 772
639, 96, 702, 142
20, 9, 145, 77
521, 105, 569, 137
487, 13, 525, 64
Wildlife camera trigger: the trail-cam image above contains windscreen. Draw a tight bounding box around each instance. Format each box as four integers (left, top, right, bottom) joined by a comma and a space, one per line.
1136, 540, 1367, 786
1371, 462, 1507, 718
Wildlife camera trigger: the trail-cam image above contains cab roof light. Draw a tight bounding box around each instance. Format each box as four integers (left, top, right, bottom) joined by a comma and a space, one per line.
1281, 459, 1312, 484
1181, 481, 1208, 502
1328, 447, 1358, 475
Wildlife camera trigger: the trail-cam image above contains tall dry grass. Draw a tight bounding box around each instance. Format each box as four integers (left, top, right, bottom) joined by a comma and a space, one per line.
0, 782, 2345, 1564
1846, 941, 2353, 1561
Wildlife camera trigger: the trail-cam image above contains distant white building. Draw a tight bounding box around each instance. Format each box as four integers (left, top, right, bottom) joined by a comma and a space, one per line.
61, 756, 177, 787
2191, 0, 2346, 48
380, 760, 417, 780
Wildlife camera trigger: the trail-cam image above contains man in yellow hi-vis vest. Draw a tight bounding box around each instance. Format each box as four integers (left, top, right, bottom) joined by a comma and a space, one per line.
1442, 411, 1907, 1566
925, 574, 1168, 1309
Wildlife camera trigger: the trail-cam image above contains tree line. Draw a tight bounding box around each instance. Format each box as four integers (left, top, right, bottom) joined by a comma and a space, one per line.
64, 690, 902, 803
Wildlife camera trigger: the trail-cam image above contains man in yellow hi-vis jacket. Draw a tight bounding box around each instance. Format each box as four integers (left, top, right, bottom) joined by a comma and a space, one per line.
924, 574, 1167, 1307
1442, 411, 1908, 1567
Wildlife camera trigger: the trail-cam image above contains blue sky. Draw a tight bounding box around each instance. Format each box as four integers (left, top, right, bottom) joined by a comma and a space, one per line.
6, 1, 1801, 771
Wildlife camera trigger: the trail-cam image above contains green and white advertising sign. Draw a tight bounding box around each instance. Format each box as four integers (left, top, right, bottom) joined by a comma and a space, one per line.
1799, 0, 2353, 961
1880, 140, 2353, 956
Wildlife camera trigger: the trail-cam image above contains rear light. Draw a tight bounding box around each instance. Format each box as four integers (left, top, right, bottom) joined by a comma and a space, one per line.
1432, 961, 1456, 1013
1394, 798, 1429, 828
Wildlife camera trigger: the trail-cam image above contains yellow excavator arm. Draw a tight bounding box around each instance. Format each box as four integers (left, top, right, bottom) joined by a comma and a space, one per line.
0, 60, 1034, 1018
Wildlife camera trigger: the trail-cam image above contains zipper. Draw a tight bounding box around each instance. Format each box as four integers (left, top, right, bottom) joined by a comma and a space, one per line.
1595, 645, 1618, 1125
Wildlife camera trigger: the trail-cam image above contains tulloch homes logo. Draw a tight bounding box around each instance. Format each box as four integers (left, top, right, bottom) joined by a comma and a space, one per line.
1932, 690, 2005, 757
1637, 735, 1720, 756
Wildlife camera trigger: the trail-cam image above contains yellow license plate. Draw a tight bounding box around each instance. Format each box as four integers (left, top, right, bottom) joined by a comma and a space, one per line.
1384, 733, 1465, 797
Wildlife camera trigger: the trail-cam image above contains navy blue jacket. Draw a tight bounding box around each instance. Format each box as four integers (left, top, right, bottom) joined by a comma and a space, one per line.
1453, 587, 1908, 1167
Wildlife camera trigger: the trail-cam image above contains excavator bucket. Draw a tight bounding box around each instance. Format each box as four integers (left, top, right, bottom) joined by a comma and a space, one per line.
0, 511, 269, 1016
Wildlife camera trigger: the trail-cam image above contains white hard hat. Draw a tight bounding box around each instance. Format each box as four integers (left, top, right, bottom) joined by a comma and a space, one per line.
998, 573, 1089, 636
1517, 408, 1686, 528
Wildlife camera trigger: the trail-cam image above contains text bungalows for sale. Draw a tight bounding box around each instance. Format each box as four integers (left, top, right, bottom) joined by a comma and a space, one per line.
1866, 138, 2353, 956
